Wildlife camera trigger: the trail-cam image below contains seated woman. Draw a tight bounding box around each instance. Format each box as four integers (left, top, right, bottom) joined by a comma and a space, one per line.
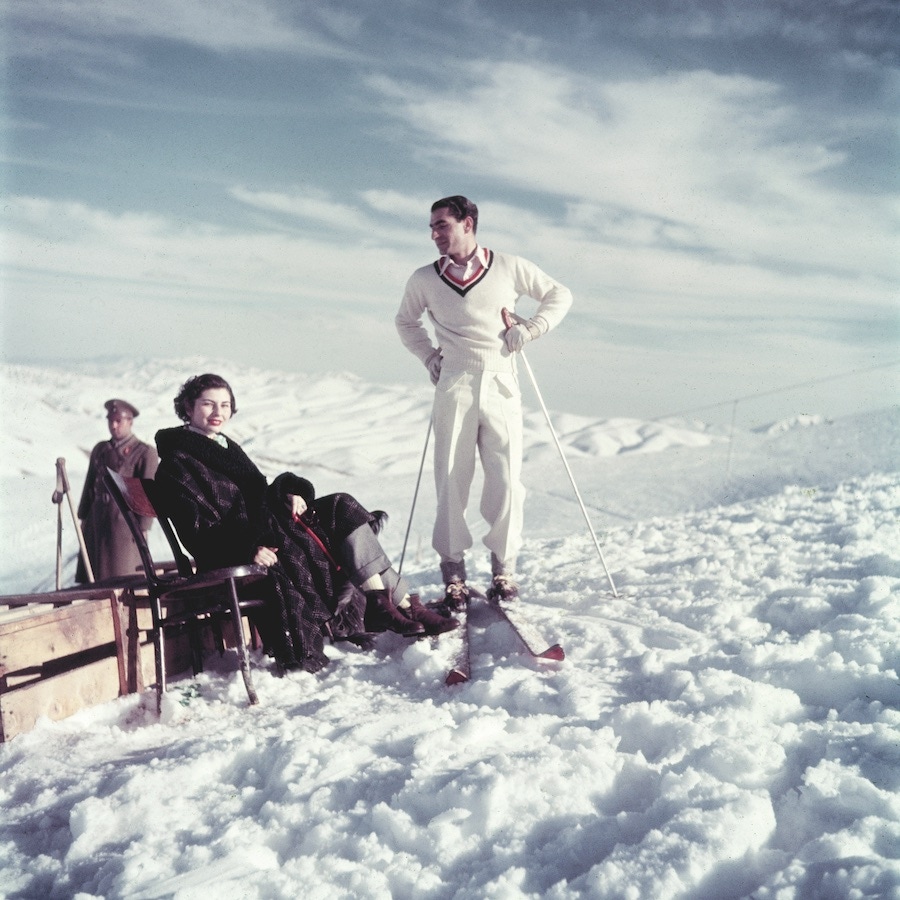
153, 373, 455, 674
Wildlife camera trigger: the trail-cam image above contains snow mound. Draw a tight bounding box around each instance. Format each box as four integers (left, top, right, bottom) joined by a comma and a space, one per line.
759, 413, 827, 434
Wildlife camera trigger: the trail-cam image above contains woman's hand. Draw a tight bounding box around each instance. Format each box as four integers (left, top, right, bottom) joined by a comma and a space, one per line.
287, 493, 308, 520
253, 546, 278, 567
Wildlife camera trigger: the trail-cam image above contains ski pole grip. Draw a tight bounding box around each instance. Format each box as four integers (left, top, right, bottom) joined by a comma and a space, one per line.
52, 458, 67, 503
501, 308, 514, 330
57, 457, 72, 494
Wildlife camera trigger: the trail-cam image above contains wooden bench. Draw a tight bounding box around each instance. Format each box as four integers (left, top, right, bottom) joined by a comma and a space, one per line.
0, 586, 137, 742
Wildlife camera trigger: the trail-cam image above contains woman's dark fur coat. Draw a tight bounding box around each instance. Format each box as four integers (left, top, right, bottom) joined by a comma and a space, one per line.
154, 426, 373, 671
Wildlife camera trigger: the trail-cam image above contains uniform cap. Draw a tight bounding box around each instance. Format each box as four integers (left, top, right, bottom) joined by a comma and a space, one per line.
104, 398, 139, 419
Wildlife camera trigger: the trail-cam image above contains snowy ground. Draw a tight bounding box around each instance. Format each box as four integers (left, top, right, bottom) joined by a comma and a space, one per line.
0, 360, 898, 900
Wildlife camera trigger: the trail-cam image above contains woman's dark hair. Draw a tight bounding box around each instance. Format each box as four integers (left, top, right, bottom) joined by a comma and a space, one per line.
173, 374, 237, 422
431, 195, 478, 233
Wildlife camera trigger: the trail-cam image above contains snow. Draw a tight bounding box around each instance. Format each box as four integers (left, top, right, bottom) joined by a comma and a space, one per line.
1, 359, 898, 900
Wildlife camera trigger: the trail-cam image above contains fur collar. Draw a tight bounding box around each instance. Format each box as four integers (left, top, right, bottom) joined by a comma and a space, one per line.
155, 425, 266, 488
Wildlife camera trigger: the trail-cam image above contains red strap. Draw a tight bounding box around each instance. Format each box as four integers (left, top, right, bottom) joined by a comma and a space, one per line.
293, 513, 341, 571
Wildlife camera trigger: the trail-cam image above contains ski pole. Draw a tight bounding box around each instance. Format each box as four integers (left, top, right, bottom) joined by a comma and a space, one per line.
52, 465, 65, 590
398, 415, 433, 575
56, 457, 95, 583
502, 309, 618, 597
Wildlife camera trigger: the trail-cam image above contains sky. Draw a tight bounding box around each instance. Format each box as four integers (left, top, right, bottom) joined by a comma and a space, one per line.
2, 0, 898, 425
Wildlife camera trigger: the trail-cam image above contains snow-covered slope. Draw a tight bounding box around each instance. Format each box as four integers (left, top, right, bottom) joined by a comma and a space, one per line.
2, 358, 896, 593
0, 360, 898, 899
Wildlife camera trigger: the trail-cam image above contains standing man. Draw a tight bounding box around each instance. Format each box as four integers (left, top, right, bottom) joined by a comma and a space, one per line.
76, 398, 158, 582
395, 195, 572, 607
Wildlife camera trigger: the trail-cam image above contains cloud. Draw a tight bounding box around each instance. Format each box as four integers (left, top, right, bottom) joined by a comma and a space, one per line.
361, 190, 429, 224
10, 0, 356, 57
3, 190, 896, 421
628, 0, 899, 57
6, 182, 890, 353
227, 187, 431, 252
229, 186, 369, 232
0, 193, 429, 385
190, 181, 896, 331
3, 195, 418, 307
368, 62, 899, 289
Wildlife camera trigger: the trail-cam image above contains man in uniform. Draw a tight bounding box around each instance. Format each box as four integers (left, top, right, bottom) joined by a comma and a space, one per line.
76, 398, 158, 582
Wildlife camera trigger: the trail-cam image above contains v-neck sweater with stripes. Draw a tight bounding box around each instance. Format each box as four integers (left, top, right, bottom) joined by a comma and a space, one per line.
396, 248, 573, 374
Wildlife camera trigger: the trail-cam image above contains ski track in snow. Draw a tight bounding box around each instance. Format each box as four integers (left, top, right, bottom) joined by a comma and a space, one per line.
0, 359, 898, 900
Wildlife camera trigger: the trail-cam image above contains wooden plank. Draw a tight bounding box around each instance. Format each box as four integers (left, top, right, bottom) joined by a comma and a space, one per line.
0, 585, 136, 608
108, 594, 130, 696
0, 602, 120, 678
0, 654, 124, 743
123, 598, 145, 694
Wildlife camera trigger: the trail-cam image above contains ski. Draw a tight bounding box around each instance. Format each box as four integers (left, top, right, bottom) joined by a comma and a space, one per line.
444, 596, 470, 685
490, 594, 565, 661
442, 588, 564, 684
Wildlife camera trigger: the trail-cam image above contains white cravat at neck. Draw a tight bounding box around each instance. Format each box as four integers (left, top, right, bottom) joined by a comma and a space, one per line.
187, 424, 228, 448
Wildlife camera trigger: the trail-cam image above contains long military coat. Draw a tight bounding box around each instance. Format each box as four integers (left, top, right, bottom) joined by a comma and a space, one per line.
76, 434, 158, 582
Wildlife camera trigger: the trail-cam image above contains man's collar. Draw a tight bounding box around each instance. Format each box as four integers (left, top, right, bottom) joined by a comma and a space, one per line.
438, 244, 488, 276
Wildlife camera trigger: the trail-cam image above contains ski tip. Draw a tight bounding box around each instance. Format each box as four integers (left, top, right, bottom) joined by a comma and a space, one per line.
538, 644, 565, 661
445, 669, 469, 686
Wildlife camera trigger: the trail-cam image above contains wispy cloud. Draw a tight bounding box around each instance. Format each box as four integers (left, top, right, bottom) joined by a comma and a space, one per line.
229, 187, 370, 233
228, 187, 429, 251
629, 0, 898, 56
10, 0, 357, 57
369, 62, 898, 287
4, 195, 418, 303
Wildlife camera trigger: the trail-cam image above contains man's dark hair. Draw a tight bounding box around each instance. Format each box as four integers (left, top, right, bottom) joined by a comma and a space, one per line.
173, 373, 237, 422
431, 195, 478, 233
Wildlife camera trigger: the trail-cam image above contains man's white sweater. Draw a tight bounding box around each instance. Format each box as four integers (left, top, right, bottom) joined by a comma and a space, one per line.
396, 248, 573, 374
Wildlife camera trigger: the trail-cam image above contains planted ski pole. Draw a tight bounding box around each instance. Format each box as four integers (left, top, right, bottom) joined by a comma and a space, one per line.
55, 457, 95, 584
398, 415, 433, 575
502, 309, 618, 597
52, 463, 65, 589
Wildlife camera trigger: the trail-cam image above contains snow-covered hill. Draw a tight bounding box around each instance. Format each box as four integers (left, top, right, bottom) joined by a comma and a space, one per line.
0, 360, 898, 899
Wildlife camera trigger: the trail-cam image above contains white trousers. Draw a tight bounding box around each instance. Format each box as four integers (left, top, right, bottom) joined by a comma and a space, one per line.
432, 370, 524, 571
